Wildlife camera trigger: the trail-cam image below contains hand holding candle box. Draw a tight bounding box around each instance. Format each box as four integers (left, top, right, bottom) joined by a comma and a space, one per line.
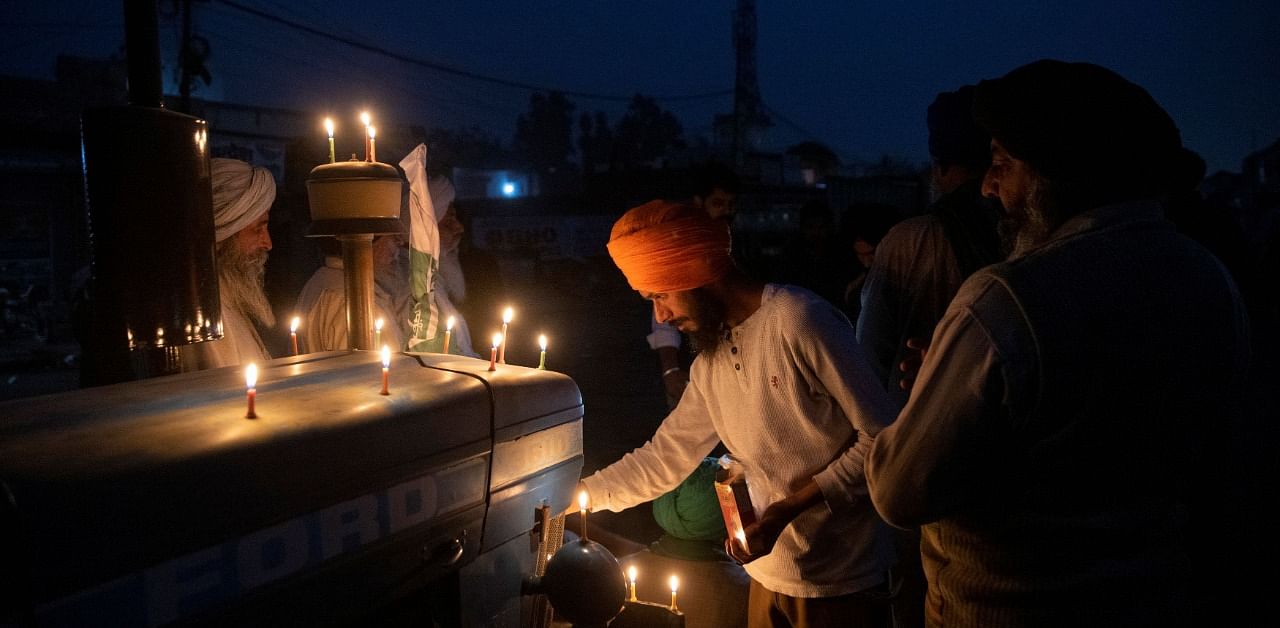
379, 345, 391, 395
714, 454, 757, 556
290, 316, 300, 356
244, 363, 258, 419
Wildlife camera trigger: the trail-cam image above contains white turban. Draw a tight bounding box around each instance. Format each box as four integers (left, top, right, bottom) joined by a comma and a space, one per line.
211, 158, 276, 242
427, 175, 455, 223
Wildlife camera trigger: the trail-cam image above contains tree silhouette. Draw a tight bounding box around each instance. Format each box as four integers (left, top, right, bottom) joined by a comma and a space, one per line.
578, 111, 613, 174
514, 91, 576, 175
612, 94, 686, 170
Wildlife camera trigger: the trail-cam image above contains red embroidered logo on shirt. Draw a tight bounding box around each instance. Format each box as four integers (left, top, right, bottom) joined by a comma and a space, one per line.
770, 375, 779, 388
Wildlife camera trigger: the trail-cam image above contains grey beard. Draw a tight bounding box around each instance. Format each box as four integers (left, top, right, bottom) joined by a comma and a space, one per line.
438, 247, 467, 304
217, 242, 275, 327
998, 176, 1056, 259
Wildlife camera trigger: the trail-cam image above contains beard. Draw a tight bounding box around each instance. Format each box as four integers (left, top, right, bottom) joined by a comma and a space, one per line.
217, 239, 275, 327
684, 287, 729, 357
438, 246, 467, 304
997, 175, 1059, 259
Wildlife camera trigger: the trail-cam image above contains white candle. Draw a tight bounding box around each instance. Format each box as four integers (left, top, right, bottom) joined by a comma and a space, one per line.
374, 317, 384, 350
360, 111, 371, 160
537, 334, 547, 370
290, 316, 300, 355
442, 315, 454, 355
669, 575, 679, 611
368, 125, 377, 163
577, 490, 590, 542
245, 363, 258, 418
627, 565, 637, 601
380, 345, 391, 395
324, 117, 335, 163
499, 307, 513, 364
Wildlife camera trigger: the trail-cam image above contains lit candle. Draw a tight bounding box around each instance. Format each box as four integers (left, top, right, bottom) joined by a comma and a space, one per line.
374, 317, 384, 350
290, 316, 300, 356
324, 117, 335, 163
245, 363, 258, 419
499, 307, 513, 364
669, 575, 679, 611
488, 332, 501, 371
538, 334, 547, 370
360, 111, 371, 161
735, 529, 748, 555
380, 345, 391, 395
368, 125, 377, 163
442, 316, 454, 355
578, 490, 590, 542
627, 565, 638, 601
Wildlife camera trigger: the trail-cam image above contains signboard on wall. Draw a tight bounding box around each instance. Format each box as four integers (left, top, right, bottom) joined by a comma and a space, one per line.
470, 215, 614, 259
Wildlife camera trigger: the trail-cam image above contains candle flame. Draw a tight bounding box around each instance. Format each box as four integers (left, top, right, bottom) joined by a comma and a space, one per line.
368, 126, 377, 140
539, 334, 547, 351
502, 306, 514, 324
360, 111, 371, 127
577, 490, 589, 512
446, 315, 455, 331
381, 345, 391, 368
375, 317, 384, 332
669, 575, 679, 593
324, 117, 334, 137
290, 316, 300, 333
492, 332, 503, 349
628, 565, 637, 583
245, 363, 258, 389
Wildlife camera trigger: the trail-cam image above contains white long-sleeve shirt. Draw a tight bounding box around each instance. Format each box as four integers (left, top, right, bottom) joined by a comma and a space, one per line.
583, 284, 897, 597
294, 257, 405, 352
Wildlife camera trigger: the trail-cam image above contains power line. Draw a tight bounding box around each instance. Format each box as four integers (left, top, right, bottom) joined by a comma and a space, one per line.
213, 0, 732, 104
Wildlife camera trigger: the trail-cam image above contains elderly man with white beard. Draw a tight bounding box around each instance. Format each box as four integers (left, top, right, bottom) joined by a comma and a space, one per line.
180, 157, 276, 370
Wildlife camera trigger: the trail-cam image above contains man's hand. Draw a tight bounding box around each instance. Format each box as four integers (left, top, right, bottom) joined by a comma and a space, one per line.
725, 480, 823, 564
662, 367, 688, 401
898, 337, 931, 393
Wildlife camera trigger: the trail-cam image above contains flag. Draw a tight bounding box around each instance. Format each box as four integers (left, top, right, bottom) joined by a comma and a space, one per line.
399, 143, 444, 352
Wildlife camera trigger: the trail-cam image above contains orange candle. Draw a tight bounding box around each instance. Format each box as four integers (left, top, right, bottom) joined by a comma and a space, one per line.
442, 316, 455, 355
380, 345, 391, 395
578, 490, 590, 542
290, 316, 300, 356
488, 332, 502, 371
669, 575, 679, 611
245, 363, 258, 419
627, 565, 637, 601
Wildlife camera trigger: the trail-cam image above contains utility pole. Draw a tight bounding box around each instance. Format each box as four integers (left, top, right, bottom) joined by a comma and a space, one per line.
731, 0, 771, 168
178, 0, 192, 112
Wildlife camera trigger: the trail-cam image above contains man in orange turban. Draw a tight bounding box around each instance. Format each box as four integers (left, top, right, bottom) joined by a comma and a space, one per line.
584, 199, 899, 628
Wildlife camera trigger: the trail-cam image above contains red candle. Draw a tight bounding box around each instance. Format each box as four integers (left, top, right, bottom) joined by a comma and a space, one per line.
488, 332, 501, 371
380, 345, 391, 395
245, 363, 258, 419
290, 316, 300, 356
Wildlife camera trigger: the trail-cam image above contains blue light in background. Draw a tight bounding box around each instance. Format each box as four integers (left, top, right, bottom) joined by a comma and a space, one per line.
501, 182, 517, 197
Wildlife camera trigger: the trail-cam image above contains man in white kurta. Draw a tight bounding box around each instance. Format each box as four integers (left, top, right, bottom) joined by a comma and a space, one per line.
181, 158, 275, 371
583, 200, 898, 628
293, 250, 406, 352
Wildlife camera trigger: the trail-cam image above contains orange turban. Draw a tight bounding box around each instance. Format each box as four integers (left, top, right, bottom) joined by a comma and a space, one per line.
607, 200, 732, 293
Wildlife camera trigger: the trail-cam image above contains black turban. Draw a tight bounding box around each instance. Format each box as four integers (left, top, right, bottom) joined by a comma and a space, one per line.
973, 59, 1183, 200
927, 85, 990, 170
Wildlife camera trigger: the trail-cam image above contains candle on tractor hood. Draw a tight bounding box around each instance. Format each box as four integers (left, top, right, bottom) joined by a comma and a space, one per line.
360, 111, 371, 160
290, 316, 300, 355
488, 332, 502, 371
368, 126, 377, 163
669, 575, 679, 611
442, 316, 455, 355
538, 334, 548, 369
374, 317, 384, 349
380, 345, 391, 395
245, 363, 258, 419
627, 565, 638, 601
499, 307, 513, 364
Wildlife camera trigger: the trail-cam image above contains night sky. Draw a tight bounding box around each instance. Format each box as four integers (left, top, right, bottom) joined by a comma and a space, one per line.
4, 0, 1279, 174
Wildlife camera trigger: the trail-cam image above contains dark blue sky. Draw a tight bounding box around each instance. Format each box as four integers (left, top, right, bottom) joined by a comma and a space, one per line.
5, 1, 1279, 174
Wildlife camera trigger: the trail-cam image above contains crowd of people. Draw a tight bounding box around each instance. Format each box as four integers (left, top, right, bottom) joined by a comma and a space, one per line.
176, 58, 1273, 628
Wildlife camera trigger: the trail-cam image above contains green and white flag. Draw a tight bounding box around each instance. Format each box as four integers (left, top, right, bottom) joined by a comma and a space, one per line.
399, 144, 443, 352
